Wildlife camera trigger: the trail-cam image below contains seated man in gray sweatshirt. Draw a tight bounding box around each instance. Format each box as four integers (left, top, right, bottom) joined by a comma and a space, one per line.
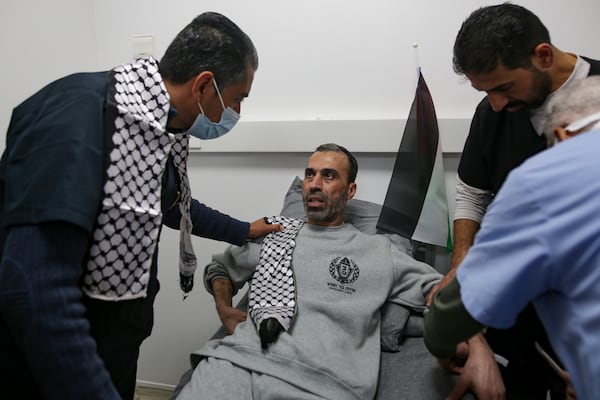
175, 143, 480, 399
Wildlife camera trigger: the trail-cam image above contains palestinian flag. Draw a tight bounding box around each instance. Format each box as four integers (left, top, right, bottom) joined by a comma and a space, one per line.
377, 70, 452, 250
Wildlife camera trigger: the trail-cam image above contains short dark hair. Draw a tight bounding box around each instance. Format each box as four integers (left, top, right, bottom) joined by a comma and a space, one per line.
453, 3, 550, 75
159, 12, 258, 88
315, 143, 358, 183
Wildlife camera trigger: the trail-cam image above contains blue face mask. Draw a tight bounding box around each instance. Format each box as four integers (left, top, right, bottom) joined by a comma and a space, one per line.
187, 78, 241, 140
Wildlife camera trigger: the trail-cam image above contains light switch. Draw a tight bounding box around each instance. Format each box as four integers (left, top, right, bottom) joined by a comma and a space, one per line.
132, 35, 155, 58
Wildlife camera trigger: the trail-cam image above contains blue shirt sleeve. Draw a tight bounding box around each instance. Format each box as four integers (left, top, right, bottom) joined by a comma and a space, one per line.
457, 170, 553, 329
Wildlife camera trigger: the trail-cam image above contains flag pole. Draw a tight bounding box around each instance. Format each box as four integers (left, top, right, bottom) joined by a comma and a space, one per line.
377, 44, 452, 267
412, 42, 421, 75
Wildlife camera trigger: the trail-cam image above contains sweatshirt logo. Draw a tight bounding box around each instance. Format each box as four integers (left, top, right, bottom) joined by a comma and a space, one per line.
329, 256, 360, 284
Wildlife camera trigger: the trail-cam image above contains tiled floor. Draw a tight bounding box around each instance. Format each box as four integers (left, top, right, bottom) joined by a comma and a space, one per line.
134, 386, 173, 400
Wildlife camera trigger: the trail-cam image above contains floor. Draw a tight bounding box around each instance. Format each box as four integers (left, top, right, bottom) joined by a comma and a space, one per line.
134, 386, 173, 400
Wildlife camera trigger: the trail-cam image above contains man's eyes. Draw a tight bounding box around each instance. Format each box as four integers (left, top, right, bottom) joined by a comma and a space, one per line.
304, 170, 337, 179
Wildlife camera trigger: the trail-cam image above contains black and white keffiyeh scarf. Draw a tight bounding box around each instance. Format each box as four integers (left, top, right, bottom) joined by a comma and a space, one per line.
249, 216, 303, 348
82, 56, 197, 301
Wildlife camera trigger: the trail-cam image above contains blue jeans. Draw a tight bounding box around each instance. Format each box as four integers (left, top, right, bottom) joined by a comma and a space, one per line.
0, 223, 121, 399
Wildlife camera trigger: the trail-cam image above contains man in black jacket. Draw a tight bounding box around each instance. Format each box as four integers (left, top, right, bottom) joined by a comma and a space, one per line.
0, 12, 279, 400
427, 3, 600, 399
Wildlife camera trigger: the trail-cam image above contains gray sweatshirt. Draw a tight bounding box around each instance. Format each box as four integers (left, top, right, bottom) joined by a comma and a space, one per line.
199, 222, 441, 400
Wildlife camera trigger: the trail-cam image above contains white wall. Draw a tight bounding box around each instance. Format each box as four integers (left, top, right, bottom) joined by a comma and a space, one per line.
3, 0, 598, 140
1, 0, 598, 389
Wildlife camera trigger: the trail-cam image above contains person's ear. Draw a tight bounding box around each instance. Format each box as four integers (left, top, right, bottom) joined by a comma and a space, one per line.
347, 182, 357, 200
191, 71, 214, 101
532, 43, 554, 69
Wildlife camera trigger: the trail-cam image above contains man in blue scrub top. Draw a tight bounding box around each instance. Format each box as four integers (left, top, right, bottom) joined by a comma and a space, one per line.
425, 75, 600, 400
0, 12, 280, 400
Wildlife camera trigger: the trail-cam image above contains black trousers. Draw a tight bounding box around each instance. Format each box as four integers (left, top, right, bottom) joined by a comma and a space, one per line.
84, 272, 159, 400
485, 304, 566, 400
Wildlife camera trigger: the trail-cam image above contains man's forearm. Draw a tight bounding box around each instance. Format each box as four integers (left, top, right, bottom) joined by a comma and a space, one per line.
450, 219, 480, 269
210, 277, 248, 334
211, 277, 234, 308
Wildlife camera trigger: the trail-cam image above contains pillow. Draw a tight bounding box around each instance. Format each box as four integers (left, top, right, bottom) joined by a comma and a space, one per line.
380, 302, 411, 352
280, 176, 420, 352
380, 303, 426, 352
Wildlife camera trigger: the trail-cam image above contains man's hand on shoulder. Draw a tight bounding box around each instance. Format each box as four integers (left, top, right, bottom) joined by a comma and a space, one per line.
248, 217, 282, 239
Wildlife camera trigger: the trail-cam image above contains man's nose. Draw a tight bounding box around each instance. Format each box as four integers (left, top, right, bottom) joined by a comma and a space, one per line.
309, 174, 323, 189
487, 92, 509, 112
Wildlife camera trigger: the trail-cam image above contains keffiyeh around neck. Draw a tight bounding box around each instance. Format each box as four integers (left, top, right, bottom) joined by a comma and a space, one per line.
83, 56, 197, 301
249, 216, 303, 347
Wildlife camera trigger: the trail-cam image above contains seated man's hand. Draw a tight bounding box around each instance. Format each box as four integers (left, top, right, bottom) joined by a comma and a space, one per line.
248, 217, 282, 239
445, 334, 505, 400
216, 303, 247, 335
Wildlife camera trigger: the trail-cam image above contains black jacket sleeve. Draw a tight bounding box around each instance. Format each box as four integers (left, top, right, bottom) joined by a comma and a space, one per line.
160, 158, 249, 246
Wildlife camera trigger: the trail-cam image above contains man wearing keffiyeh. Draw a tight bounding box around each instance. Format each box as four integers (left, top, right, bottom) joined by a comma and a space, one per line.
0, 12, 280, 400
175, 144, 446, 400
